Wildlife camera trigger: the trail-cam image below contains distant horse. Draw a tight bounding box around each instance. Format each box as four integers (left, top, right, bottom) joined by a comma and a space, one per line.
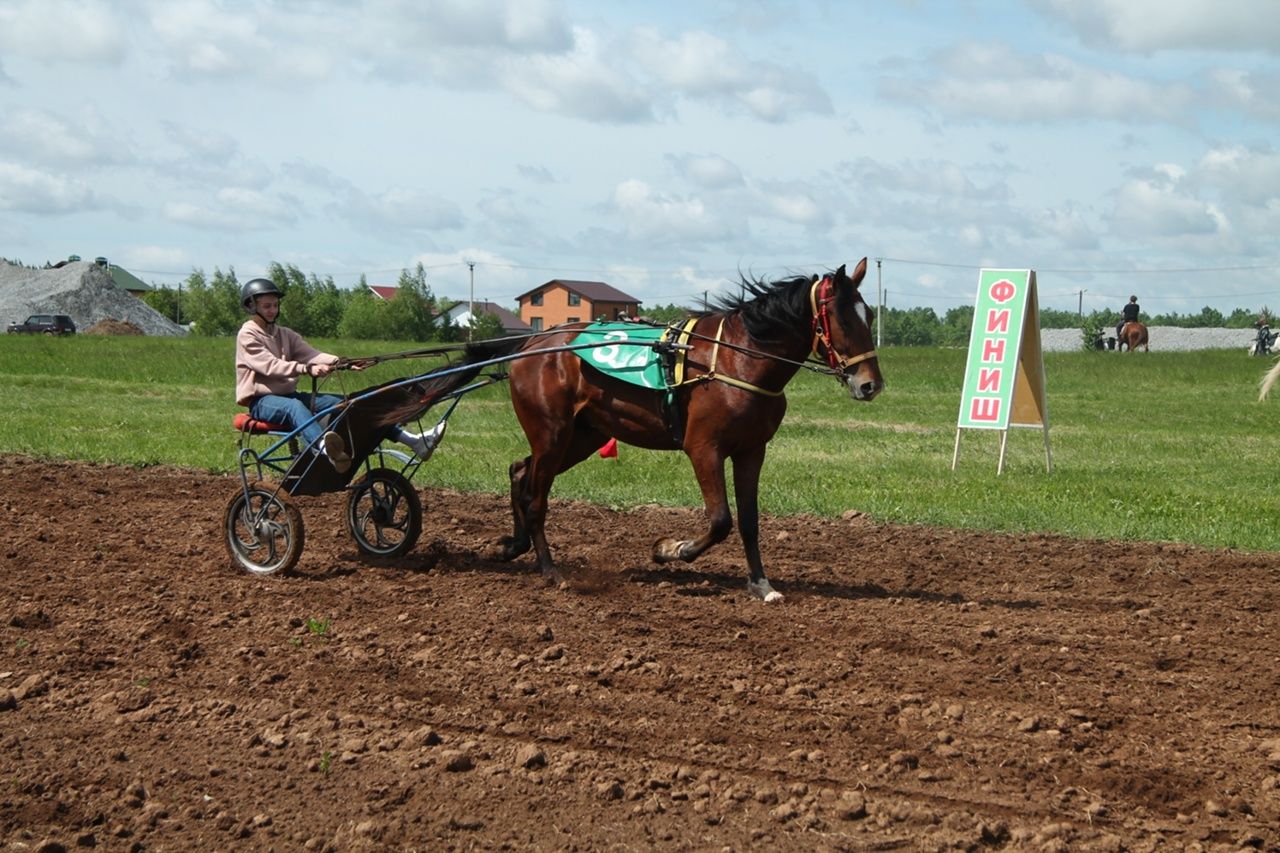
1118, 321, 1149, 352
384, 260, 883, 602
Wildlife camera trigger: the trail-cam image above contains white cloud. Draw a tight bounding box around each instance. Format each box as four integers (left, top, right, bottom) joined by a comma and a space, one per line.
148, 0, 266, 76
499, 27, 655, 123
215, 187, 297, 224
879, 41, 1196, 124
119, 245, 190, 271
839, 157, 1004, 200
0, 108, 133, 168
164, 200, 240, 230
0, 162, 97, 214
162, 186, 297, 231
341, 186, 466, 233
628, 27, 832, 122
1193, 144, 1280, 206
958, 225, 987, 249
612, 179, 736, 244
668, 153, 744, 190
517, 164, 556, 183
1031, 0, 1280, 54
1110, 176, 1222, 237
407, 247, 527, 302
0, 0, 127, 63
1033, 205, 1101, 250
755, 181, 827, 226
477, 191, 531, 226
162, 122, 238, 166
370, 0, 572, 52
1203, 68, 1280, 122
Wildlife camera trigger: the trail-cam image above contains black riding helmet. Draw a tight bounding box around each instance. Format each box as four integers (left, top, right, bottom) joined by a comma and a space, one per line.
240, 278, 284, 312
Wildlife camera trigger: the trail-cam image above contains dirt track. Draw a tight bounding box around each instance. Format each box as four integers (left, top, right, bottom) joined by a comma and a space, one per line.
2, 456, 1279, 850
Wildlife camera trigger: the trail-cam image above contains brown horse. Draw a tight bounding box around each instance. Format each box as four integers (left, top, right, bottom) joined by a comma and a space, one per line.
385, 259, 883, 601
1118, 321, 1149, 352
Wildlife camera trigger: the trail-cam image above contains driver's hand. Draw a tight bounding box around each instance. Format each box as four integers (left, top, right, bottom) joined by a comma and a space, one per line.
310, 362, 336, 378
347, 358, 374, 371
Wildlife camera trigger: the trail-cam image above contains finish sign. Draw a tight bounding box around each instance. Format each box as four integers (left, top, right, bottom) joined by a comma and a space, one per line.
953, 269, 1051, 473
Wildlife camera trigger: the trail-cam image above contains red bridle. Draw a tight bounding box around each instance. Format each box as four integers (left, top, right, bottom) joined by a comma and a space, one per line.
809, 275, 877, 372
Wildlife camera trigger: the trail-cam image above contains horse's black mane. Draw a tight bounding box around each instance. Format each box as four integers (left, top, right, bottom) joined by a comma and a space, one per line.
707, 272, 829, 345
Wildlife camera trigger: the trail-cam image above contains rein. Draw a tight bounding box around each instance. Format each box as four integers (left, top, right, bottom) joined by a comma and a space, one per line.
660, 275, 878, 397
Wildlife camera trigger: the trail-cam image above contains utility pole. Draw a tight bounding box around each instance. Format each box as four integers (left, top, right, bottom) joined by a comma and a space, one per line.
703, 290, 708, 312
176, 281, 181, 325
467, 261, 475, 342
1077, 289, 1086, 319
875, 258, 883, 348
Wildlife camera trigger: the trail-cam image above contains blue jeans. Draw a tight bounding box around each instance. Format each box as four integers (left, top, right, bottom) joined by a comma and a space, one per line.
249, 392, 344, 451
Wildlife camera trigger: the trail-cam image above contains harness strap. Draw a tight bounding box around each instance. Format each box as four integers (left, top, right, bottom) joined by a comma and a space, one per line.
666, 317, 784, 398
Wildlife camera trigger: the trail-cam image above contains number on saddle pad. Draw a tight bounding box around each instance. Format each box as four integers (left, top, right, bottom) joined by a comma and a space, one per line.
574, 323, 667, 390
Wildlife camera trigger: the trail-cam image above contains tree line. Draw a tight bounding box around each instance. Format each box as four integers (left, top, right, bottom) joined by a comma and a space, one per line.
8, 255, 1269, 345
133, 261, 1274, 346
142, 271, 1277, 346
140, 262, 507, 341
138, 261, 698, 341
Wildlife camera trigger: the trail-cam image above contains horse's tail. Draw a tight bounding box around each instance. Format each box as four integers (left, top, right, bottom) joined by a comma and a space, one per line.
1259, 355, 1280, 401
376, 337, 525, 427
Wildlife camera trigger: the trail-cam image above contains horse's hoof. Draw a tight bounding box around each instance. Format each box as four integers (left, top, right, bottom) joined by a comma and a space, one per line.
652, 537, 687, 563
655, 535, 696, 560
541, 569, 564, 588
499, 536, 531, 561
747, 579, 784, 603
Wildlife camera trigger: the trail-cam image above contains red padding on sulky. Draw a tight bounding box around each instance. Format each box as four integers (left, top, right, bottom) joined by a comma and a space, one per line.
233, 412, 290, 433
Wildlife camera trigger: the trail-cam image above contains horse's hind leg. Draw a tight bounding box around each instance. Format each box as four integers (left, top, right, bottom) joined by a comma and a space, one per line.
500, 456, 533, 561
522, 425, 608, 585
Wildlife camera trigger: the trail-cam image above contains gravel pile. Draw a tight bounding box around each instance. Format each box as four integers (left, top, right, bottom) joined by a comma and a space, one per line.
0, 260, 184, 336
1039, 326, 1255, 353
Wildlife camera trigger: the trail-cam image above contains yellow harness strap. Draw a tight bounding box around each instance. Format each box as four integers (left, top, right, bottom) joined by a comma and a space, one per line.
664, 316, 784, 398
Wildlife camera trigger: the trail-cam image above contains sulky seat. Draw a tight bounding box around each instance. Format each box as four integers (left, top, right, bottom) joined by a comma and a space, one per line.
232, 412, 290, 434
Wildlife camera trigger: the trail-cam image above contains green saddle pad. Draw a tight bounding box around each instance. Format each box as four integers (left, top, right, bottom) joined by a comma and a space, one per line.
572, 323, 668, 389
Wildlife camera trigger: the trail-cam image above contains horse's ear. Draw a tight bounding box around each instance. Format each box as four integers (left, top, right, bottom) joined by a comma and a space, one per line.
834, 264, 846, 281
848, 257, 868, 287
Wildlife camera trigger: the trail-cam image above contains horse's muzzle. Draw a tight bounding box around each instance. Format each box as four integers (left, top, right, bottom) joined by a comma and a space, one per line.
844, 374, 882, 401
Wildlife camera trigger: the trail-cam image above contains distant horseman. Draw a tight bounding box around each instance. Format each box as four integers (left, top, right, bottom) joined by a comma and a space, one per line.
1116, 295, 1140, 342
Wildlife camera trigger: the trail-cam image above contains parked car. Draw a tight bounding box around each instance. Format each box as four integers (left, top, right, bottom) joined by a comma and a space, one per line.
6, 314, 77, 335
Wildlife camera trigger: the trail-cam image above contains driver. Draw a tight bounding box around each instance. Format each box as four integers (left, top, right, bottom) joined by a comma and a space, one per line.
234, 278, 443, 473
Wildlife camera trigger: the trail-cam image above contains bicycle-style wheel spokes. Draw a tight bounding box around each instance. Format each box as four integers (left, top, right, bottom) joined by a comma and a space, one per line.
346, 468, 422, 558
224, 485, 304, 575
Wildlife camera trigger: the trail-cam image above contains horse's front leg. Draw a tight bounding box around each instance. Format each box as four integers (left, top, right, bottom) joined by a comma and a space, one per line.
652, 448, 733, 566
730, 445, 781, 603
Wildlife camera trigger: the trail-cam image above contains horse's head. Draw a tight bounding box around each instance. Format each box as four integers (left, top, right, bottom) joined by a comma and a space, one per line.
810, 257, 883, 401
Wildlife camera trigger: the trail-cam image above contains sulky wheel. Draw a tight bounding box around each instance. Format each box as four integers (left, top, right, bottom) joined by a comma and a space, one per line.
224, 483, 305, 575
346, 467, 422, 558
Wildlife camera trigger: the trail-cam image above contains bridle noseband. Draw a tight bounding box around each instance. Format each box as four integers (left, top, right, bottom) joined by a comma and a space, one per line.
809, 275, 877, 372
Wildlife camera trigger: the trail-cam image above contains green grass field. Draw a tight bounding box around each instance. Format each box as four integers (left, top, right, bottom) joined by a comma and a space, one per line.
3, 334, 1278, 551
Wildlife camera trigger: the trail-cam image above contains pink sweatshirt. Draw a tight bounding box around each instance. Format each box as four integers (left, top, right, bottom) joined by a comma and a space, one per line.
235, 320, 340, 406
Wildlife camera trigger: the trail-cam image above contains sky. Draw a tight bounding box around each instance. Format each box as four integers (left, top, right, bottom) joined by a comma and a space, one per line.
1, 0, 1278, 318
